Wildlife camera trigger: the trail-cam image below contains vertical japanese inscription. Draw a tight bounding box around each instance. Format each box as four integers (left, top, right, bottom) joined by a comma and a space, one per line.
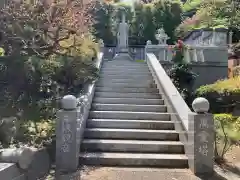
61, 114, 73, 153
198, 117, 209, 156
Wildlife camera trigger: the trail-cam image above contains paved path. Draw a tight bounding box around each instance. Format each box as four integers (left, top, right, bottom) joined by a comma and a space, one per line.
80, 167, 225, 180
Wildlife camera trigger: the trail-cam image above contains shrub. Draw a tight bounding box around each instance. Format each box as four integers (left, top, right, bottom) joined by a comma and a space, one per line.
168, 40, 197, 105
0, 0, 99, 149
214, 113, 240, 162
196, 77, 240, 113
233, 65, 240, 77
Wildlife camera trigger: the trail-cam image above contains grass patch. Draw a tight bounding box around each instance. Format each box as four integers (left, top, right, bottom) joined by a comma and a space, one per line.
135, 59, 145, 63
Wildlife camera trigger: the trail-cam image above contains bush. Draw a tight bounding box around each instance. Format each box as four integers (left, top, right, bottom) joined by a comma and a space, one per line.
0, 0, 99, 149
168, 40, 197, 105
214, 113, 240, 162
233, 65, 240, 77
196, 77, 240, 113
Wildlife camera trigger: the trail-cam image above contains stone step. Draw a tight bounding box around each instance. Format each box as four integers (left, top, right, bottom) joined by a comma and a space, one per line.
101, 66, 147, 69
100, 70, 150, 74
93, 97, 164, 105
102, 62, 146, 66
87, 119, 174, 130
101, 65, 148, 69
96, 81, 155, 87
97, 78, 153, 84
82, 139, 184, 154
84, 128, 179, 140
101, 67, 149, 71
91, 104, 166, 112
89, 111, 171, 120
95, 87, 158, 93
100, 72, 152, 76
96, 82, 156, 88
98, 77, 153, 82
99, 74, 153, 79
79, 152, 188, 168
94, 92, 160, 99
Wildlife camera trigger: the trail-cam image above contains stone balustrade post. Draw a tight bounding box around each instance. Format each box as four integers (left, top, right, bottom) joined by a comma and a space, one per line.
99, 39, 105, 52
188, 97, 214, 176
184, 48, 190, 63
56, 95, 81, 179
145, 40, 152, 61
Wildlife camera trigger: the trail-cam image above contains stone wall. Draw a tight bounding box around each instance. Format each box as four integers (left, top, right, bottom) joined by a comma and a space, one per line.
145, 45, 228, 89
161, 62, 227, 89
183, 28, 228, 46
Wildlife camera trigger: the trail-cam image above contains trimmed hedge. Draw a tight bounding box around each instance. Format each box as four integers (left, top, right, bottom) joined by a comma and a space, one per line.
196, 77, 240, 113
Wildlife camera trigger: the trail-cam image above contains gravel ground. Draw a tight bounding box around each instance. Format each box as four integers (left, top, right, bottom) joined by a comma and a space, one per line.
44, 166, 228, 180
43, 146, 240, 180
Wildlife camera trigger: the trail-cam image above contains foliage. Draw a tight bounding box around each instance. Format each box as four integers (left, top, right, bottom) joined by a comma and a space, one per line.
152, 0, 182, 44
167, 40, 197, 103
0, 47, 4, 56
182, 0, 202, 12
90, 0, 183, 45
0, 0, 99, 148
233, 65, 240, 77
0, 0, 93, 58
177, 0, 240, 40
214, 114, 240, 162
90, 1, 117, 45
0, 116, 17, 148
15, 119, 55, 148
196, 77, 240, 113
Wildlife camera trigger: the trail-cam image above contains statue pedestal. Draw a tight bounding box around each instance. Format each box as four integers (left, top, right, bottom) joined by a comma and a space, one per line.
113, 52, 133, 61
113, 47, 133, 61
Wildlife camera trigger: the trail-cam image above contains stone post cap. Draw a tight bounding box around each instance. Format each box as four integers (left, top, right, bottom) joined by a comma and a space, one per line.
192, 97, 210, 113
146, 40, 152, 45
61, 95, 78, 110
99, 39, 104, 47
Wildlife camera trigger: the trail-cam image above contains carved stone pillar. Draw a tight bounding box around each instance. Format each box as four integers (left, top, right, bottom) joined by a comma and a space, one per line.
188, 97, 214, 176
56, 95, 81, 179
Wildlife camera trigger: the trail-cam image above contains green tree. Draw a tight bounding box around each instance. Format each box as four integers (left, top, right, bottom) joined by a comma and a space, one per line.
177, 0, 240, 41
0, 0, 98, 117
90, 1, 116, 45
142, 5, 156, 44
90, 0, 183, 45
153, 0, 182, 44
129, 2, 146, 45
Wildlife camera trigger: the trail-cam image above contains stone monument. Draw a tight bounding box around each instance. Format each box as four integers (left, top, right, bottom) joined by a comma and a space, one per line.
155, 28, 169, 45
113, 7, 133, 61
155, 28, 169, 60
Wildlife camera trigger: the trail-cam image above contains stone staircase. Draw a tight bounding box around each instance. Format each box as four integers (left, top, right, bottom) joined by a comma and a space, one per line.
79, 59, 188, 168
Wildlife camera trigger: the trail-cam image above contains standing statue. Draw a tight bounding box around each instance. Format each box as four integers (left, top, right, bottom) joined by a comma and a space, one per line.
155, 28, 169, 45
117, 8, 129, 52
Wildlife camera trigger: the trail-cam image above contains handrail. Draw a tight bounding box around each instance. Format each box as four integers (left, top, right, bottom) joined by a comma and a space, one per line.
78, 52, 103, 132
55, 52, 104, 177
146, 53, 193, 131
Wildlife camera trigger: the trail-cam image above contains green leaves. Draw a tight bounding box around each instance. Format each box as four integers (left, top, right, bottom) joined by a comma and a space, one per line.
91, 0, 182, 45
178, 0, 240, 38
0, 47, 5, 56
195, 77, 240, 113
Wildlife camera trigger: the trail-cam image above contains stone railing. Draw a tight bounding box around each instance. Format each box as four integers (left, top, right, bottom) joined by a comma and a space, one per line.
103, 45, 145, 61
145, 41, 228, 64
55, 52, 103, 179
146, 53, 214, 175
